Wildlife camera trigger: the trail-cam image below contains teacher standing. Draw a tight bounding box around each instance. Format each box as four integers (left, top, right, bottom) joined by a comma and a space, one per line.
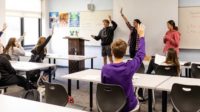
163, 20, 180, 54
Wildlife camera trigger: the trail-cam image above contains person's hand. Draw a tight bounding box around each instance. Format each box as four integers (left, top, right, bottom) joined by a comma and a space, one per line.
120, 8, 124, 16
2, 23, 7, 32
108, 15, 112, 21
137, 24, 145, 38
91, 35, 95, 38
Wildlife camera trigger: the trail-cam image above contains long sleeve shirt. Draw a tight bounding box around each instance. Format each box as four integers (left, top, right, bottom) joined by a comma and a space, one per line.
0, 55, 16, 82
101, 37, 145, 112
7, 46, 25, 61
31, 35, 52, 60
163, 30, 180, 54
94, 21, 117, 46
126, 22, 139, 58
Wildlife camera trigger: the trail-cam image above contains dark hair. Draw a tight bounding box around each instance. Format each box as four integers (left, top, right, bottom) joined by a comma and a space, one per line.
134, 19, 141, 24
111, 39, 127, 58
103, 19, 110, 24
165, 48, 180, 75
168, 20, 178, 31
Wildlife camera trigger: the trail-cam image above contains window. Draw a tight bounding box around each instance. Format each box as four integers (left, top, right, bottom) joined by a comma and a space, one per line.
5, 16, 21, 42
24, 18, 40, 46
5, 0, 42, 47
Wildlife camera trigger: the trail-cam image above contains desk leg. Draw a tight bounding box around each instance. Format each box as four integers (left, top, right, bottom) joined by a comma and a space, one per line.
89, 82, 93, 111
77, 80, 79, 89
91, 58, 94, 69
48, 58, 51, 64
53, 58, 56, 79
185, 68, 188, 77
48, 67, 52, 83
162, 91, 167, 112
68, 79, 71, 96
148, 89, 153, 112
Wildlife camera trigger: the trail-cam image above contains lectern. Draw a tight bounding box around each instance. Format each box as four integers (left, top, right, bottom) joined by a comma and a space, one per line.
63, 36, 89, 73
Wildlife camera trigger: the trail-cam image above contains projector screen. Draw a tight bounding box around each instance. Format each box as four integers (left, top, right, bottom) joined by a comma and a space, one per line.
113, 0, 178, 55
179, 7, 200, 49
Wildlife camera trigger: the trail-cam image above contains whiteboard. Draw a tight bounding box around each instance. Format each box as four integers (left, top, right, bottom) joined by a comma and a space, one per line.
179, 7, 200, 49
113, 0, 178, 55
79, 10, 112, 46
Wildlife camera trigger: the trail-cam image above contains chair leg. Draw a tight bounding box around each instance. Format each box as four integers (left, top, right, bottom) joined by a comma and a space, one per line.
152, 90, 156, 110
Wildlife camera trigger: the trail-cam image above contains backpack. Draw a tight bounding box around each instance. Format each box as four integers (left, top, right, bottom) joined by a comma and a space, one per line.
22, 89, 40, 101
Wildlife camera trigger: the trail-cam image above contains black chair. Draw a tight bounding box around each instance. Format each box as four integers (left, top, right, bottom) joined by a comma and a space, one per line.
170, 83, 200, 112
155, 65, 178, 76
96, 83, 127, 112
45, 82, 68, 106
137, 63, 145, 73
191, 63, 200, 78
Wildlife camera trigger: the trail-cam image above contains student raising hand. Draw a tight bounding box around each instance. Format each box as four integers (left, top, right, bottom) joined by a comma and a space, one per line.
137, 24, 145, 38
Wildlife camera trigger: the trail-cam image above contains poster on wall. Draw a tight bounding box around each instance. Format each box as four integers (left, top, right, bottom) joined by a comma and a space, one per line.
59, 12, 69, 27
49, 12, 59, 28
69, 12, 80, 27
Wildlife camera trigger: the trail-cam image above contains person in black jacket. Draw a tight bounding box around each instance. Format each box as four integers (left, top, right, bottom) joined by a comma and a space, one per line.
27, 29, 54, 83
0, 54, 29, 90
91, 16, 117, 65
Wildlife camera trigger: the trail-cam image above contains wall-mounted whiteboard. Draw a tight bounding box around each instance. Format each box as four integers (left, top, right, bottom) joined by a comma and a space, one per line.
79, 10, 112, 46
113, 0, 178, 55
179, 7, 200, 49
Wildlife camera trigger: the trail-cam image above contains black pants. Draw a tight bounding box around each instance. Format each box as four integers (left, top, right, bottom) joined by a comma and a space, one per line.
0, 75, 29, 90
146, 58, 158, 74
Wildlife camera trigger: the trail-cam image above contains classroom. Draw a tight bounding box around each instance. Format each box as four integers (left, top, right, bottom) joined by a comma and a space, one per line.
0, 0, 200, 112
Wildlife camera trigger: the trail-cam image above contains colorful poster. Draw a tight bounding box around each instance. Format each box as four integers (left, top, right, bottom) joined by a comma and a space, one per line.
69, 12, 80, 27
49, 12, 59, 28
59, 12, 69, 27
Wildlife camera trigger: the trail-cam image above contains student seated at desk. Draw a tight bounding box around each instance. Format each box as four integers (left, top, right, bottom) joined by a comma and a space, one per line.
28, 29, 54, 83
0, 54, 30, 90
101, 25, 145, 112
146, 48, 180, 76
3, 37, 25, 61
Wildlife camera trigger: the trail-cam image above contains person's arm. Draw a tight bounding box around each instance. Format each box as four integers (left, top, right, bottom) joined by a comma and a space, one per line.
37, 35, 52, 53
1, 56, 16, 74
166, 33, 180, 47
127, 25, 146, 75
0, 23, 7, 37
108, 16, 117, 31
13, 47, 25, 56
120, 8, 132, 30
91, 30, 102, 41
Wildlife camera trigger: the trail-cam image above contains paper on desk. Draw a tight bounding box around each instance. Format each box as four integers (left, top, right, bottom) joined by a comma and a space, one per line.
155, 54, 166, 65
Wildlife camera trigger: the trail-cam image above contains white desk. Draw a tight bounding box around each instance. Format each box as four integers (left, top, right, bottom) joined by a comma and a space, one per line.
10, 61, 56, 82
10, 61, 56, 72
62, 69, 171, 112
0, 95, 86, 112
156, 77, 200, 112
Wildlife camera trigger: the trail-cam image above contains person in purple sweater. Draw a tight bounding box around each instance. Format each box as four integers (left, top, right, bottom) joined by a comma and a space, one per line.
101, 25, 145, 112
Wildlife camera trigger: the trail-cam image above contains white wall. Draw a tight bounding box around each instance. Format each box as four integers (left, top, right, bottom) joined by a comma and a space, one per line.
48, 0, 200, 69
48, 0, 113, 68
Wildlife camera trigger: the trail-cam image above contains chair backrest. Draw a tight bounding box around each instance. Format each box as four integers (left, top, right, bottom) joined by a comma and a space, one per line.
96, 83, 127, 112
136, 63, 145, 73
191, 63, 200, 78
170, 83, 200, 112
155, 65, 178, 76
45, 82, 68, 106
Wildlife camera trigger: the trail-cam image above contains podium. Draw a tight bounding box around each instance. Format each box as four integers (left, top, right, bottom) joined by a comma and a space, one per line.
63, 36, 89, 74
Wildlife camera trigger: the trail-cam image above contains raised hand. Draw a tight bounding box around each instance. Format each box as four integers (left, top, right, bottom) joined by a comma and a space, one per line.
120, 8, 123, 16
108, 15, 112, 21
137, 24, 145, 38
2, 23, 7, 32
